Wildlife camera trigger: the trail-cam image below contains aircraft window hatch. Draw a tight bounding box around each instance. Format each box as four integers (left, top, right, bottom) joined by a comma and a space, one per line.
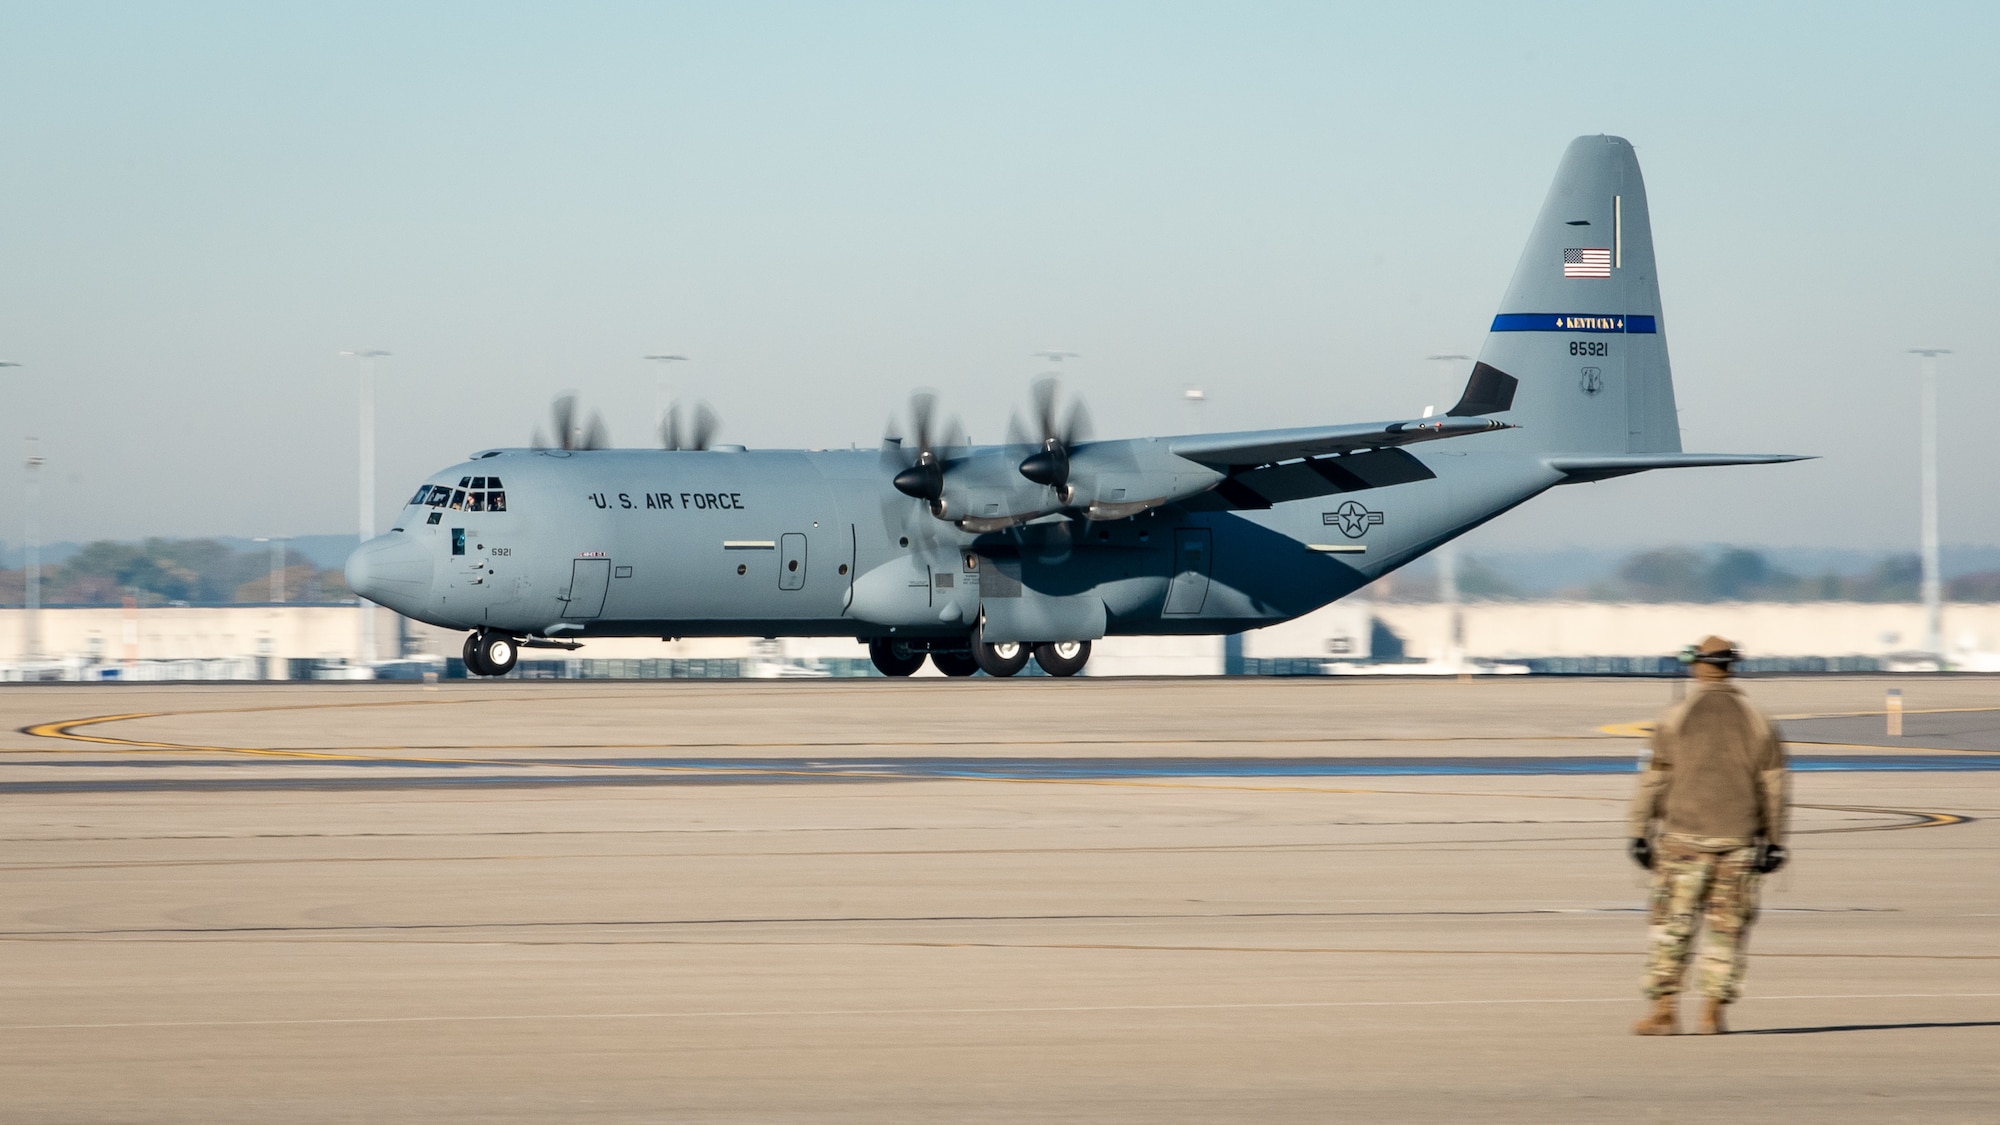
427, 489, 449, 508
409, 485, 433, 506
449, 489, 467, 510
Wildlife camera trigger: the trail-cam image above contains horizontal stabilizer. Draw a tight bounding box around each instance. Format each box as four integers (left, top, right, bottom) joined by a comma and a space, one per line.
1171, 416, 1513, 470
1547, 452, 1812, 483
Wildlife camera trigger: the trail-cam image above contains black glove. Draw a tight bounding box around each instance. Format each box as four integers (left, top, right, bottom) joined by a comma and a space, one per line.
1756, 843, 1788, 874
1629, 837, 1654, 871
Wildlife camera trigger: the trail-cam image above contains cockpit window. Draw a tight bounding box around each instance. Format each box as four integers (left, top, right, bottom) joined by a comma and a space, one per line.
410, 478, 505, 513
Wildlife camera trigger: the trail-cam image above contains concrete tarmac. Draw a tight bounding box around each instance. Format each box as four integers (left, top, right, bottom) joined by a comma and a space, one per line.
3, 675, 1997, 1122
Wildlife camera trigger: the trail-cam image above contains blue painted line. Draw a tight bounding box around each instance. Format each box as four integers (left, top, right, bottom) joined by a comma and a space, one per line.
9, 754, 1995, 795
569, 755, 2000, 778
1490, 313, 1657, 334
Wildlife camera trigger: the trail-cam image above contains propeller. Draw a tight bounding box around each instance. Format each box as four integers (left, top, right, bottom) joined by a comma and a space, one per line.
889, 391, 956, 503
531, 394, 609, 451
661, 401, 721, 450
1016, 377, 1091, 492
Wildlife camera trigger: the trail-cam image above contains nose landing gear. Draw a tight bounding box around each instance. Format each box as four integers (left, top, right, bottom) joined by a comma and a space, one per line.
462, 631, 521, 677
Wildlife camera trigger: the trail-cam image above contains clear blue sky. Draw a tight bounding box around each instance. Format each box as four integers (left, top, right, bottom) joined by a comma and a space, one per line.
2, 2, 1994, 551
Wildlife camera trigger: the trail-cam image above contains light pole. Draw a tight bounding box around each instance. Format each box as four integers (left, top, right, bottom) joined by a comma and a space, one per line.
1183, 387, 1206, 433
1427, 355, 1473, 669
340, 349, 389, 667
23, 436, 43, 663
1909, 348, 1950, 664
254, 536, 289, 602
643, 355, 688, 439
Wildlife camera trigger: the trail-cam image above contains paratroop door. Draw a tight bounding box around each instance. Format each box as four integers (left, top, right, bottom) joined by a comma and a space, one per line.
1163, 529, 1212, 615
563, 559, 612, 619
779, 533, 807, 591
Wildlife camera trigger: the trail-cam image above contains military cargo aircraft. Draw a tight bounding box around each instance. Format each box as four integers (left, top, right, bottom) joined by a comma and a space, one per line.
347, 135, 1803, 678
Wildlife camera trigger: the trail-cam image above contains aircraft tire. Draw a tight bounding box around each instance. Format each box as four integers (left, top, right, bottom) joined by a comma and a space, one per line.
479, 633, 520, 676
461, 633, 490, 677
1033, 640, 1091, 677
972, 638, 1030, 678
868, 638, 928, 677
930, 649, 979, 677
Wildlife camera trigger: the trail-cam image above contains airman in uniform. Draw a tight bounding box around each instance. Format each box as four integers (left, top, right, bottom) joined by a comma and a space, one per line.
1628, 636, 1789, 1035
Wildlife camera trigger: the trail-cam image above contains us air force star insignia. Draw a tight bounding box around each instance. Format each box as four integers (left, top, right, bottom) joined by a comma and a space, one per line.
1322, 500, 1385, 538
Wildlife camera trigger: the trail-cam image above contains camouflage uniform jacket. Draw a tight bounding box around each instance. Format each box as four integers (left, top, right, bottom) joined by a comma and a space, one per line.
1628, 680, 1788, 851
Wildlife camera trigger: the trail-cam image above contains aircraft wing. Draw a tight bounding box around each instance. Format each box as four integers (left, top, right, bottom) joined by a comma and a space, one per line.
1169, 416, 1513, 469
1546, 452, 1814, 483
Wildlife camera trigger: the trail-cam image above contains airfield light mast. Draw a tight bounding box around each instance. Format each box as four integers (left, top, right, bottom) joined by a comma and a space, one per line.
254, 536, 289, 603
644, 355, 689, 440
1909, 348, 1950, 666
3, 360, 40, 666
1183, 387, 1206, 434
1427, 355, 1474, 671
340, 349, 389, 669
23, 435, 43, 664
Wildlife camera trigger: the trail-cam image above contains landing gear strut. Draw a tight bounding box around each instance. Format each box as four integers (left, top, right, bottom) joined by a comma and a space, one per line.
462, 631, 520, 677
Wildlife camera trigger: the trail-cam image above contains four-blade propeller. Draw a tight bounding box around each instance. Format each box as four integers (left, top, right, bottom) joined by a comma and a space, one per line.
1014, 376, 1091, 494
531, 394, 609, 452
661, 401, 721, 451
887, 391, 959, 504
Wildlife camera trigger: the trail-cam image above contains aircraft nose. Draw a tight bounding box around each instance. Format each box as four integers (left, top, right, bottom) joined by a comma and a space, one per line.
345, 533, 434, 609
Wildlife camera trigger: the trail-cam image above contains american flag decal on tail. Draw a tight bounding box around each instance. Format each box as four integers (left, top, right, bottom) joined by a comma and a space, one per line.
1563, 247, 1612, 278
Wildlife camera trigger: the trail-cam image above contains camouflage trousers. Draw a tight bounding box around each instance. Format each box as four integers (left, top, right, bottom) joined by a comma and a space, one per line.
1643, 843, 1761, 1001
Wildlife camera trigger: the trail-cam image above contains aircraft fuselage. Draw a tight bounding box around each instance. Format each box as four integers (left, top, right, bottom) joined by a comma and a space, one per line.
349, 446, 1564, 644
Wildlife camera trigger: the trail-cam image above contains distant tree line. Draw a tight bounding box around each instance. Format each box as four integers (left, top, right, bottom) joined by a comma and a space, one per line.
1385, 546, 2000, 603
0, 539, 351, 606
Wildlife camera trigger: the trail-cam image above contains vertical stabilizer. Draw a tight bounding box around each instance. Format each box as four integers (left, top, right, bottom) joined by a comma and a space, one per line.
1449, 135, 1681, 454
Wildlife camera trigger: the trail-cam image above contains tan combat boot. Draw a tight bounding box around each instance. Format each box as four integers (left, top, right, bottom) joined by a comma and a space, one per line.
1632, 995, 1678, 1036
1698, 998, 1728, 1035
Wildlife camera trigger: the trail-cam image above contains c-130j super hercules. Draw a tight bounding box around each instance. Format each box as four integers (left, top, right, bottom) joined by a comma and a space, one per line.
347, 136, 1805, 679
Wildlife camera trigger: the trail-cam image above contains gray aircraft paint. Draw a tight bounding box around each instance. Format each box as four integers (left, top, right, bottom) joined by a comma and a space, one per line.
347, 136, 1803, 656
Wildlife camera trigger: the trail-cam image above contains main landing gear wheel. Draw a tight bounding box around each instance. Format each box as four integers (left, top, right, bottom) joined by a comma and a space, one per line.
972, 636, 1031, 678
929, 649, 979, 677
1033, 640, 1091, 677
461, 633, 488, 677
868, 638, 928, 677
